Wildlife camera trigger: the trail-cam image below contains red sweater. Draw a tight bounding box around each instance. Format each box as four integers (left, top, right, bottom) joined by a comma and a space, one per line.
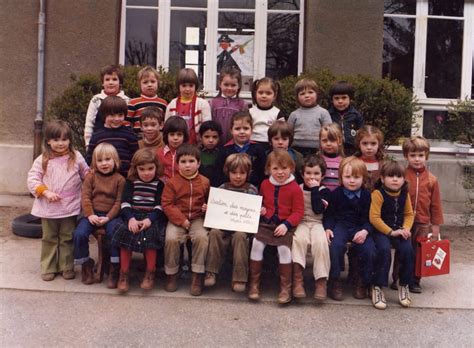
260, 178, 304, 228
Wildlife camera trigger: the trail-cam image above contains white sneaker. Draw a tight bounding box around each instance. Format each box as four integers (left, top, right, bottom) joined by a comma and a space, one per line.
204, 272, 216, 287
371, 286, 387, 310
399, 284, 412, 307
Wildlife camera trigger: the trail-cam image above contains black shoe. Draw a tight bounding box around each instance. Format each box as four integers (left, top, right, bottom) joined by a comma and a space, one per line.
390, 281, 398, 291
410, 282, 422, 293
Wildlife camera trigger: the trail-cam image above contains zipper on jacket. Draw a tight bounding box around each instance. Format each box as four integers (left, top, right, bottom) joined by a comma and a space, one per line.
188, 179, 193, 220
414, 172, 419, 218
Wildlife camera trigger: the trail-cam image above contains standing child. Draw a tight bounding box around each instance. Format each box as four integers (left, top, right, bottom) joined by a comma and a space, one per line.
370, 161, 415, 309
86, 96, 139, 177
138, 106, 165, 152
165, 68, 211, 144
126, 65, 168, 136
288, 78, 332, 156
204, 153, 258, 292
249, 77, 285, 149
354, 125, 385, 192
292, 155, 331, 301
213, 111, 267, 188
198, 120, 222, 181
248, 150, 304, 304
112, 149, 167, 292
328, 81, 364, 155
320, 123, 345, 191
73, 143, 125, 287
84, 65, 130, 146
162, 144, 210, 296
27, 121, 89, 281
156, 116, 189, 183
323, 156, 375, 301
210, 66, 248, 144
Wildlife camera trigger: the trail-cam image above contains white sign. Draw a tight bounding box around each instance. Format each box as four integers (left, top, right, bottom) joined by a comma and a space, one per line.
204, 187, 262, 234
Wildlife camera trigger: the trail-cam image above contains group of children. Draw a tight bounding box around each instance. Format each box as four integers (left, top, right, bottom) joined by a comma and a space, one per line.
27, 64, 443, 310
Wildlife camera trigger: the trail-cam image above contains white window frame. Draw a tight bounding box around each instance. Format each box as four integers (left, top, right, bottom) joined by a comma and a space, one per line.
119, 0, 305, 99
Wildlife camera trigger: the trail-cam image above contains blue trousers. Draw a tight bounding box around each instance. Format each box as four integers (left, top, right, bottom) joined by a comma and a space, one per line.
328, 223, 375, 286
73, 215, 121, 264
373, 232, 414, 287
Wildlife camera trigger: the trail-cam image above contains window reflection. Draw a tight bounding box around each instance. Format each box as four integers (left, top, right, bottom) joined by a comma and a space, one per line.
171, 0, 206, 8
268, 0, 299, 10
383, 17, 415, 88
126, 0, 157, 6
425, 19, 463, 98
428, 0, 463, 17
219, 0, 255, 9
125, 9, 157, 66
384, 0, 416, 15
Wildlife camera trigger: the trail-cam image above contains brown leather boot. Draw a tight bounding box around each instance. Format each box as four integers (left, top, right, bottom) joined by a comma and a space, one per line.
165, 273, 179, 292
328, 278, 344, 301
81, 259, 95, 285
292, 263, 306, 298
352, 278, 367, 299
140, 270, 156, 290
278, 263, 292, 304
248, 260, 263, 301
314, 278, 327, 301
117, 271, 129, 293
107, 263, 119, 289
190, 272, 203, 296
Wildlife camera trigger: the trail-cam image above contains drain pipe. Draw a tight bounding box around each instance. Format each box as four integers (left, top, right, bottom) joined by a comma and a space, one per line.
34, 0, 46, 159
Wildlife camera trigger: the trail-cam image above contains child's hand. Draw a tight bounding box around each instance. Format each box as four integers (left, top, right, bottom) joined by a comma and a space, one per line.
88, 215, 101, 225
43, 190, 61, 203
128, 218, 140, 234
325, 229, 334, 245
182, 219, 191, 230
400, 228, 411, 240
201, 203, 207, 212
139, 218, 152, 231
306, 178, 320, 188
390, 229, 402, 238
260, 207, 267, 216
274, 224, 288, 237
430, 225, 440, 240
97, 216, 110, 226
352, 229, 368, 244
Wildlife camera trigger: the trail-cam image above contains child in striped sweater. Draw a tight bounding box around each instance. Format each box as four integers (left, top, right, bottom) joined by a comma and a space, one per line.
320, 124, 345, 191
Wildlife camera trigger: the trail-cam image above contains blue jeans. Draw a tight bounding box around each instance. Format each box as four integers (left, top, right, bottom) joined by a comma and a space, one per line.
328, 222, 375, 286
373, 232, 414, 287
73, 214, 121, 264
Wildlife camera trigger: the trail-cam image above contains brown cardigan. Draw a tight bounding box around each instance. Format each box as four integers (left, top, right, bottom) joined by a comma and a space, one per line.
162, 173, 210, 226
81, 171, 126, 220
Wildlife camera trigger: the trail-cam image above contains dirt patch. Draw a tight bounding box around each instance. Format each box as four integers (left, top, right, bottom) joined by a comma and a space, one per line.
0, 206, 32, 238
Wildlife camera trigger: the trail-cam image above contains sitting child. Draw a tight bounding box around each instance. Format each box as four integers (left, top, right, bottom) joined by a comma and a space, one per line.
138, 106, 165, 152
198, 120, 222, 181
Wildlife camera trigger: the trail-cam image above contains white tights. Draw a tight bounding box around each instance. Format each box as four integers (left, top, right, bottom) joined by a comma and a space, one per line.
250, 238, 292, 264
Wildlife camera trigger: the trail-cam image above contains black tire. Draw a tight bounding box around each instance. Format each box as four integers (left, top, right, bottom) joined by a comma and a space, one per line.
12, 214, 42, 238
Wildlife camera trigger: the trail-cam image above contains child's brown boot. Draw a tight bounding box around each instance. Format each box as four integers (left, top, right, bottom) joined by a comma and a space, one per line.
140, 270, 156, 290
314, 278, 327, 301
81, 258, 95, 285
107, 263, 119, 289
292, 263, 306, 298
117, 271, 129, 293
248, 260, 263, 301
328, 278, 344, 301
165, 273, 179, 292
352, 277, 367, 299
278, 263, 292, 304
190, 272, 203, 296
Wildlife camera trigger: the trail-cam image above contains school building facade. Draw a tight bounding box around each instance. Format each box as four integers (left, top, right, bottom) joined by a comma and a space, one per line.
0, 0, 472, 218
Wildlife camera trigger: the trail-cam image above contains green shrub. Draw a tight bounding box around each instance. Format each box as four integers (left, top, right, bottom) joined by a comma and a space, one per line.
278, 69, 418, 147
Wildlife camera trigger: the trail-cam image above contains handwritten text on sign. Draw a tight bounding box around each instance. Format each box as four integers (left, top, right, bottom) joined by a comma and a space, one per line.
204, 187, 262, 233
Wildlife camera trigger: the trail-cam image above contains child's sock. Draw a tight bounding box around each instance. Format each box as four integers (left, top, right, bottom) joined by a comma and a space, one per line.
145, 249, 157, 271
120, 249, 132, 273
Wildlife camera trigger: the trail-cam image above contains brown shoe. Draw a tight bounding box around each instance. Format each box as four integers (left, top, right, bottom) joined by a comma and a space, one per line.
190, 272, 203, 296
292, 263, 306, 298
248, 260, 263, 301
117, 271, 129, 293
41, 273, 56, 281
62, 270, 75, 280
81, 259, 95, 285
140, 270, 156, 290
328, 278, 344, 301
107, 263, 120, 289
314, 278, 327, 301
278, 263, 292, 304
352, 279, 367, 299
232, 281, 246, 293
165, 273, 179, 292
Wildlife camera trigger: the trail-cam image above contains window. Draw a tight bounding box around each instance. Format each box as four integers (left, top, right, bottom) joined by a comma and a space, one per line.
383, 0, 473, 140
120, 0, 304, 95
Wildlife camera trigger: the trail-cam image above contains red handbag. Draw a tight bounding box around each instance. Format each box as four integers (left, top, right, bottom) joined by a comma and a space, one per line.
415, 236, 450, 277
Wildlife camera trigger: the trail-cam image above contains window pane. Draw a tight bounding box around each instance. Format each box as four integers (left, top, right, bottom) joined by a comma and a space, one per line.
268, 0, 300, 10
171, 0, 206, 8
425, 19, 463, 98
170, 10, 207, 84
382, 17, 415, 88
384, 0, 416, 15
423, 110, 448, 140
125, 9, 157, 66
126, 0, 157, 6
218, 12, 255, 91
266, 13, 299, 80
429, 0, 464, 17
219, 0, 255, 9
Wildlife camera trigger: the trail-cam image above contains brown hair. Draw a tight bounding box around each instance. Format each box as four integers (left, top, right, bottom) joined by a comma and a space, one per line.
218, 66, 242, 97
301, 154, 327, 176
375, 160, 408, 192
223, 153, 252, 177
339, 156, 368, 185
140, 106, 164, 124
329, 80, 355, 99
402, 136, 430, 159
320, 123, 345, 156
176, 68, 199, 90
230, 111, 253, 129
99, 96, 128, 121
100, 65, 124, 85
265, 149, 295, 175
267, 119, 294, 145
251, 77, 281, 105
42, 120, 76, 172
162, 116, 189, 145
138, 65, 160, 83
176, 143, 200, 162
91, 143, 121, 173
127, 148, 162, 181
354, 125, 385, 160
295, 78, 319, 97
